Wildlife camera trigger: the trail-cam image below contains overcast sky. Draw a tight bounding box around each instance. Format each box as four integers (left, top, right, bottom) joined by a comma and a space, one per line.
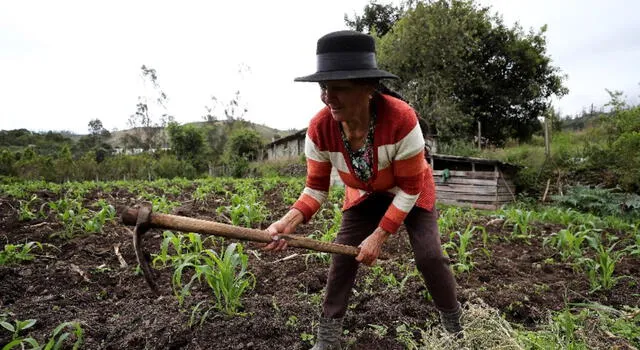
1, 0, 639, 135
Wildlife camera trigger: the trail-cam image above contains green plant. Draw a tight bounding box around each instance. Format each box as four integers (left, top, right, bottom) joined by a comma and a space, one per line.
188, 300, 215, 328
501, 208, 536, 241
216, 187, 267, 228
148, 195, 181, 214
629, 233, 640, 257
580, 239, 626, 292
552, 186, 640, 219
443, 224, 482, 273
281, 178, 305, 205
83, 200, 116, 234
543, 225, 589, 262
197, 243, 255, 315
0, 241, 44, 265
1, 319, 36, 342
300, 332, 315, 346
305, 203, 342, 265
17, 195, 41, 221
286, 315, 299, 329
395, 323, 419, 350
368, 324, 388, 338
170, 242, 255, 314
1, 319, 83, 350
42, 321, 84, 350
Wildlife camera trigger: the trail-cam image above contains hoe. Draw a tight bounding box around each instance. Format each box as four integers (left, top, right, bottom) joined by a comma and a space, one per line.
121, 204, 387, 295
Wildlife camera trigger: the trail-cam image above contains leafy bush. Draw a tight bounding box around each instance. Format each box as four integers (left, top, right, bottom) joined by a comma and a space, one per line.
152, 154, 198, 179
551, 186, 640, 219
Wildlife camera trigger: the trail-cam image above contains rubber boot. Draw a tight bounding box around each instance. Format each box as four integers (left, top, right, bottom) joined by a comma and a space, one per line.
439, 302, 463, 338
310, 317, 343, 350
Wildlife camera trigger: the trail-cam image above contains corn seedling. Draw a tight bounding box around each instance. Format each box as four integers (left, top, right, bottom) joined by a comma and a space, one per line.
42, 321, 84, 350
628, 233, 640, 257
281, 178, 305, 205
443, 224, 481, 274
305, 203, 342, 265
197, 243, 256, 315
188, 300, 215, 328
173, 242, 255, 314
0, 241, 45, 265
48, 198, 88, 239
501, 208, 536, 242
259, 177, 280, 192
1, 319, 83, 350
217, 188, 267, 228
83, 201, 116, 234
580, 240, 626, 292
17, 194, 41, 221
543, 225, 588, 262
148, 195, 181, 214
152, 231, 219, 268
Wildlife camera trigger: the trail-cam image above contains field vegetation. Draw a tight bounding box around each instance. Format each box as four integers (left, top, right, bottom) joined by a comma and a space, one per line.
1, 177, 639, 349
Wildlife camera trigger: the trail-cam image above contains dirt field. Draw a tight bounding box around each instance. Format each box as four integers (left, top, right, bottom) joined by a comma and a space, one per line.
1, 182, 638, 349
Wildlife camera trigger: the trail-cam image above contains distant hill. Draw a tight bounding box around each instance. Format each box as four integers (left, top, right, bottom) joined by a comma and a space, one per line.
107, 120, 296, 148
1, 120, 297, 152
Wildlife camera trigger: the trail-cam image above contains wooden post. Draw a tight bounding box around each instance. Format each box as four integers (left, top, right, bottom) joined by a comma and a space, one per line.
477, 120, 482, 150
544, 115, 551, 157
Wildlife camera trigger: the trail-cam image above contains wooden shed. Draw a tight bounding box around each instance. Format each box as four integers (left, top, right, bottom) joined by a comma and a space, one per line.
428, 154, 519, 210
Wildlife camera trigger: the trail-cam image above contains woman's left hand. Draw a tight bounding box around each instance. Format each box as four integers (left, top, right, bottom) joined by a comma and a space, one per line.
356, 227, 390, 266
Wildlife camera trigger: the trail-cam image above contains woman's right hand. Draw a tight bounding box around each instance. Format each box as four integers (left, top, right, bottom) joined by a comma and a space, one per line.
263, 209, 304, 252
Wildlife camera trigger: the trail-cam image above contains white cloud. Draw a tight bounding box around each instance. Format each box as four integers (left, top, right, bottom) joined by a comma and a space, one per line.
1, 0, 639, 134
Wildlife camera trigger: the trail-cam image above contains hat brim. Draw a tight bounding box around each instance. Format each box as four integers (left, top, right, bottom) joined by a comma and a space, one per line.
294, 69, 398, 82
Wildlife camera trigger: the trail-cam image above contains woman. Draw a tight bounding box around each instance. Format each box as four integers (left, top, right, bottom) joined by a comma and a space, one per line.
265, 30, 462, 349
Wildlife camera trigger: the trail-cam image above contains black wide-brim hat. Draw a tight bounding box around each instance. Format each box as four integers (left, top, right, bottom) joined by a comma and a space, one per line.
294, 30, 398, 82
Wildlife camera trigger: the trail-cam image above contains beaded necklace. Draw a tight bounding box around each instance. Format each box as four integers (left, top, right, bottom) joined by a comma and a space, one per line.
339, 111, 376, 182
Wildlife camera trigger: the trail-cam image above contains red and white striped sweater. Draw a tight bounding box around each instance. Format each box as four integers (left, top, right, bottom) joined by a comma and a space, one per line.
292, 94, 436, 234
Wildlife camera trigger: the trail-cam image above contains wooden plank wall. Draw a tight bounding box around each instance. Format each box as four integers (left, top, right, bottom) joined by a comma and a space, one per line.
433, 169, 516, 210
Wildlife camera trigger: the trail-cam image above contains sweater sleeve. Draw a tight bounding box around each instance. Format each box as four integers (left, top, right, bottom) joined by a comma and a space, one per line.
378, 118, 427, 234
292, 132, 331, 223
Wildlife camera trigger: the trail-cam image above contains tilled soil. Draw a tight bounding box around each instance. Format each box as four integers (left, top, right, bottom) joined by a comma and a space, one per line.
1, 184, 638, 349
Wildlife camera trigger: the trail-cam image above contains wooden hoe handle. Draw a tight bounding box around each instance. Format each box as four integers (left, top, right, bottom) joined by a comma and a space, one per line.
121, 207, 389, 260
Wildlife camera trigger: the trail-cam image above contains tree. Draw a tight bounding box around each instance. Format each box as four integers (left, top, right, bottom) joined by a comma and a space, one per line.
344, 1, 404, 36
370, 0, 567, 145
55, 145, 75, 182
224, 127, 263, 162
127, 65, 174, 150
200, 87, 251, 166
166, 122, 207, 171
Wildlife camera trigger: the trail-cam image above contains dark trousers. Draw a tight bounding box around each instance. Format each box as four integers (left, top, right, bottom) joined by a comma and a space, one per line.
323, 194, 459, 318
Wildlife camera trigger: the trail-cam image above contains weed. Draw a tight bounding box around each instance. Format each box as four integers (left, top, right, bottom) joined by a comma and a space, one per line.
368, 324, 388, 338
286, 315, 299, 329
395, 323, 419, 350
188, 300, 215, 328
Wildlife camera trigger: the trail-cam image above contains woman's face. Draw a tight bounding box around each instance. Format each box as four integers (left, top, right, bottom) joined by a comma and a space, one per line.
319, 80, 374, 123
